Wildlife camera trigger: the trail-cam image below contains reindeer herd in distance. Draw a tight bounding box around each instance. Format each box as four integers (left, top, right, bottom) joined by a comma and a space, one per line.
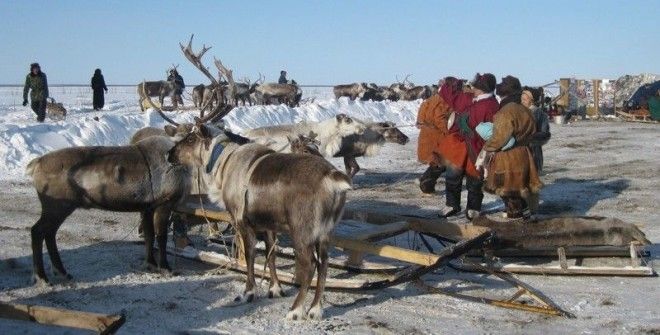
138, 46, 435, 111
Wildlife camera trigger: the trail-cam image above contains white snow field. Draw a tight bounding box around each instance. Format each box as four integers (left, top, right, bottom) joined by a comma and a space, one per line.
0, 86, 658, 334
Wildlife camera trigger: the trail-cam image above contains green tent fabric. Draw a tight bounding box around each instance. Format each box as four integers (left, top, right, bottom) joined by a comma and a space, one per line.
648, 95, 660, 121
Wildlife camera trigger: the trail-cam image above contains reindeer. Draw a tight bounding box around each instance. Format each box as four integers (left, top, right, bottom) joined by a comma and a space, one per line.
255, 82, 299, 107
244, 114, 367, 156
25, 36, 243, 286
334, 121, 409, 177
192, 84, 206, 108
25, 95, 232, 285
137, 67, 185, 111
389, 75, 430, 101
169, 124, 351, 320
245, 117, 408, 178
333, 83, 373, 100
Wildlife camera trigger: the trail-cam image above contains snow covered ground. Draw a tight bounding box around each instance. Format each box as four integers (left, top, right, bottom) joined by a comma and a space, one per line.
0, 87, 658, 334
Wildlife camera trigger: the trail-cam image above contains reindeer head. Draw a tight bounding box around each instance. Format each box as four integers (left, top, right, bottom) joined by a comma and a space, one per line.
168, 122, 250, 167
335, 114, 367, 137
373, 122, 409, 145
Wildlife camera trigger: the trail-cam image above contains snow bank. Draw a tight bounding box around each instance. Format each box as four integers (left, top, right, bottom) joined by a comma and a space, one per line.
0, 87, 420, 180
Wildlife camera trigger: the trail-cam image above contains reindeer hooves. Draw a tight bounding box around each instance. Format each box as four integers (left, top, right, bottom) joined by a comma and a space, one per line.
233, 290, 255, 305
31, 275, 51, 288
142, 262, 172, 276
307, 305, 323, 321
286, 306, 305, 321
268, 286, 286, 299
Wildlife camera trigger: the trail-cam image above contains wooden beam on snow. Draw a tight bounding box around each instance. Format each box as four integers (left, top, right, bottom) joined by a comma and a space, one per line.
0, 302, 125, 335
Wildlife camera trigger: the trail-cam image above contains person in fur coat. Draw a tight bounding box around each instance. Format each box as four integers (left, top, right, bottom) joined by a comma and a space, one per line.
483, 76, 543, 219
416, 79, 456, 194
434, 74, 498, 219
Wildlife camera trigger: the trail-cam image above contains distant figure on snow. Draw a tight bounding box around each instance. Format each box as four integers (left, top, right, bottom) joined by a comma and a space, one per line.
278, 70, 288, 84
91, 68, 108, 111
167, 69, 185, 107
23, 63, 49, 122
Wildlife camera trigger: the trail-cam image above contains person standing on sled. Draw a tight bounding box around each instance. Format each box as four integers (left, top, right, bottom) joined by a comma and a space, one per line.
91, 69, 108, 111
23, 63, 49, 122
483, 76, 543, 219
416, 78, 454, 195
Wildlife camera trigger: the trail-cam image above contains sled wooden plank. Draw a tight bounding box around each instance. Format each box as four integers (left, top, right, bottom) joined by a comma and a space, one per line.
469, 245, 636, 258
206, 241, 403, 272
193, 250, 385, 289
176, 205, 232, 222
0, 302, 125, 335
457, 262, 655, 277
351, 221, 410, 241
331, 236, 439, 266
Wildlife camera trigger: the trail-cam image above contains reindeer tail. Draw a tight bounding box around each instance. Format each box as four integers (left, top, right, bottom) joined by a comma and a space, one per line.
25, 157, 40, 177
324, 169, 352, 193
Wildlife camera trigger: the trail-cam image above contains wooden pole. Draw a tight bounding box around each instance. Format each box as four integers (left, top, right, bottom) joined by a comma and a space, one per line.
0, 302, 125, 334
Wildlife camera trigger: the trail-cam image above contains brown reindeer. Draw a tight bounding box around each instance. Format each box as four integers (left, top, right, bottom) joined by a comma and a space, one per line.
334, 121, 409, 177
168, 124, 352, 320
26, 135, 189, 285
26, 35, 244, 285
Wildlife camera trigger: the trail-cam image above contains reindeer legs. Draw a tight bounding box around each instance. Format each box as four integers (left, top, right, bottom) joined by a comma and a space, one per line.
264, 231, 285, 298
153, 206, 172, 274
287, 243, 316, 321
235, 224, 257, 303
307, 240, 328, 320
45, 222, 72, 281
141, 208, 157, 270
31, 200, 74, 285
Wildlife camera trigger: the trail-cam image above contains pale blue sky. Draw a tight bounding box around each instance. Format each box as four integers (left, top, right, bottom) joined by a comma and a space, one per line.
1, 0, 657, 86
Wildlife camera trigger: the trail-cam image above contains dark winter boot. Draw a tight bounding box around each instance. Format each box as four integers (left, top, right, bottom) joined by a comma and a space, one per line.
419, 165, 445, 194
440, 168, 462, 217
503, 196, 528, 219
465, 176, 484, 220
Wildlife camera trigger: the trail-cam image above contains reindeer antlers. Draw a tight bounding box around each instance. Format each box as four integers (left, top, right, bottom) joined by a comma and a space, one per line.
180, 34, 237, 122
180, 34, 217, 86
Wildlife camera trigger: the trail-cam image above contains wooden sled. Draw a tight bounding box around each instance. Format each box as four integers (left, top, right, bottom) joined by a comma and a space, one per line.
173, 203, 575, 317
176, 201, 655, 278
616, 110, 658, 123
0, 302, 125, 335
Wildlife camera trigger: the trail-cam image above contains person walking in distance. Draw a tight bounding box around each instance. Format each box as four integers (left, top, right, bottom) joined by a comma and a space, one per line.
91, 68, 108, 111
23, 63, 49, 122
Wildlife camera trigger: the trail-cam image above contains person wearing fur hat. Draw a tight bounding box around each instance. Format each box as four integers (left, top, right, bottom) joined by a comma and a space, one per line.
436, 73, 499, 219
483, 76, 543, 219
23, 63, 49, 122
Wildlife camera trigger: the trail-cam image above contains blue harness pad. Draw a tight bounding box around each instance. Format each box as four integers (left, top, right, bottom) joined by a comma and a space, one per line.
205, 142, 225, 173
